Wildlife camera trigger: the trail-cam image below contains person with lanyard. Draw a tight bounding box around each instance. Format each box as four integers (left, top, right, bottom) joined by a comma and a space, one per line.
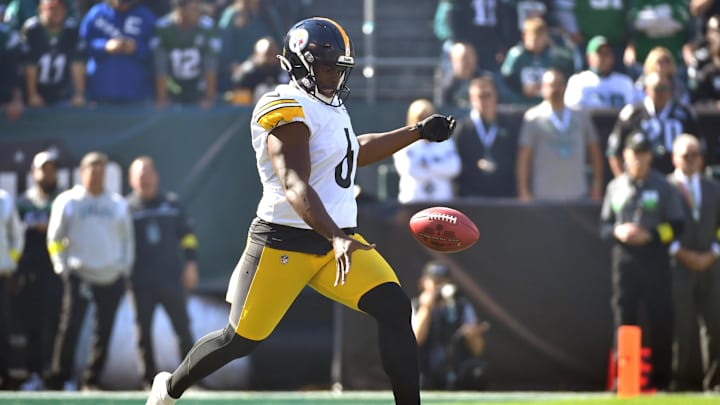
453, 74, 519, 198
600, 130, 685, 391
666, 134, 720, 392
516, 68, 603, 202
607, 71, 701, 177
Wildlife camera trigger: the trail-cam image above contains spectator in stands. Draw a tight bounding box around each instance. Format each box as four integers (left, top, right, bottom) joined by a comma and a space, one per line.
153, 0, 220, 109
0, 188, 24, 390
46, 151, 134, 391
687, 14, 718, 87
608, 72, 701, 177
21, 0, 86, 107
500, 16, 575, 105
80, 0, 156, 104
412, 261, 489, 390
392, 99, 460, 204
667, 134, 720, 392
1, 22, 23, 121
625, 0, 690, 77
496, 0, 553, 55
559, 0, 629, 73
516, 69, 603, 201
440, 41, 478, 109
127, 156, 197, 390
691, 0, 720, 41
225, 36, 285, 105
432, 0, 503, 73
217, 0, 281, 92
454, 75, 519, 198
565, 36, 635, 109
3, 0, 40, 30
600, 131, 684, 391
634, 46, 691, 105
14, 151, 63, 391
690, 16, 720, 105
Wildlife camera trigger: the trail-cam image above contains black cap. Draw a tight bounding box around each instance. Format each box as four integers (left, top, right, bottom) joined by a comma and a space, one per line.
624, 131, 652, 152
422, 262, 450, 279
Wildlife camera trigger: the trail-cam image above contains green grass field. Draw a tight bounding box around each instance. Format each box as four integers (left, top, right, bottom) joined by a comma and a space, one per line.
0, 391, 717, 405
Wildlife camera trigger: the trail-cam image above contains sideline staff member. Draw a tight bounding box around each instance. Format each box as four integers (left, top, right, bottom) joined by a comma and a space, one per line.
127, 156, 198, 389
601, 131, 684, 390
666, 134, 720, 391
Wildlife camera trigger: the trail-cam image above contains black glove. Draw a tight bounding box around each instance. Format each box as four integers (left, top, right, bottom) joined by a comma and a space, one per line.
416, 114, 456, 142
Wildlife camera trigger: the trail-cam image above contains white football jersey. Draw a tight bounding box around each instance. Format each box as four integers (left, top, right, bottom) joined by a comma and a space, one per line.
251, 84, 359, 229
564, 70, 635, 109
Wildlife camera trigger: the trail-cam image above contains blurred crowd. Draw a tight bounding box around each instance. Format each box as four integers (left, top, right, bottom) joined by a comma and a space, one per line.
433, 0, 720, 109
392, 0, 720, 203
0, 0, 302, 117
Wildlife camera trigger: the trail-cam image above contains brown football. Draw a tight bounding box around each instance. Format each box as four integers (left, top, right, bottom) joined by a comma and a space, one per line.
408, 206, 479, 253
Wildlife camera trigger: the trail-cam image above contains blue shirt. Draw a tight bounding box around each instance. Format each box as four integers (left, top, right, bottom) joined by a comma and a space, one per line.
80, 2, 155, 102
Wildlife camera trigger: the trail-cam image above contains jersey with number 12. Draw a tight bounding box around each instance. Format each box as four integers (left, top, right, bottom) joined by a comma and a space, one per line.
251, 84, 359, 229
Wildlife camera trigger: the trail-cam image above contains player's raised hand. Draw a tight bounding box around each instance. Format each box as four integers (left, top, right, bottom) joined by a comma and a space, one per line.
331, 235, 375, 286
417, 114, 456, 142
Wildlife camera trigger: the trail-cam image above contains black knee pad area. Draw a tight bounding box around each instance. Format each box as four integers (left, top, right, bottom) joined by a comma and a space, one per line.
358, 282, 412, 324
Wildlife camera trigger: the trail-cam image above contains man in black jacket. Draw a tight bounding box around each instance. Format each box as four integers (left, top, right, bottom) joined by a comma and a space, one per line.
667, 134, 720, 391
601, 131, 685, 390
453, 75, 518, 198
126, 156, 198, 389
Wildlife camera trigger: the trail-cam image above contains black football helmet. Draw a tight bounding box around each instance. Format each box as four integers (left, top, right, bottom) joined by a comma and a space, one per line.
278, 17, 355, 106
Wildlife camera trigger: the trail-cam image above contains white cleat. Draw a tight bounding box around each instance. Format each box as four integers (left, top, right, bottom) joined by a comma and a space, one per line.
146, 372, 176, 405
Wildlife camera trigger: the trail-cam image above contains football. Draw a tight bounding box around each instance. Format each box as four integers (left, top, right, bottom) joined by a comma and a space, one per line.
408, 206, 479, 253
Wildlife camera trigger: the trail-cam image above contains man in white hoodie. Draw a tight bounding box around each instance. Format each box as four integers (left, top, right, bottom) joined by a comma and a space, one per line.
0, 188, 24, 389
46, 151, 134, 390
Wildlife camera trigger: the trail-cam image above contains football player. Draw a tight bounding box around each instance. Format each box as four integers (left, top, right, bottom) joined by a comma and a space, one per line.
146, 17, 455, 405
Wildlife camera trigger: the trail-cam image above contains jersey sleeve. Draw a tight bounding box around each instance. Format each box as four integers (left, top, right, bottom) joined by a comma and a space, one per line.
253, 96, 306, 131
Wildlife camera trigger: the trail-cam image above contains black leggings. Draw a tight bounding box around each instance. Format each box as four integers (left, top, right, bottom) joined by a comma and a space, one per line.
167, 282, 419, 405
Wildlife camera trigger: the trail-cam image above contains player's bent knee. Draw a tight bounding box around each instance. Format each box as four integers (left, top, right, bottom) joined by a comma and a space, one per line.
358, 282, 412, 323
222, 324, 263, 358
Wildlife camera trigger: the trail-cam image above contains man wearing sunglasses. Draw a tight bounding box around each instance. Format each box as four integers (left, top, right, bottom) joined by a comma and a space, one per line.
607, 71, 701, 176
667, 134, 720, 392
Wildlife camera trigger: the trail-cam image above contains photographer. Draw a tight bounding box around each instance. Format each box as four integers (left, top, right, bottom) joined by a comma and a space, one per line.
411, 261, 489, 390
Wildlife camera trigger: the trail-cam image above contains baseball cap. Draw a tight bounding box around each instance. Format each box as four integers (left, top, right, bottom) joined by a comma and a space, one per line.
80, 151, 109, 167
586, 36, 610, 55
32, 150, 59, 168
423, 262, 450, 279
624, 131, 652, 152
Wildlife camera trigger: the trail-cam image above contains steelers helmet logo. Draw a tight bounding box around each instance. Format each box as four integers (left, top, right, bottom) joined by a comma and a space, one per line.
288, 28, 309, 53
